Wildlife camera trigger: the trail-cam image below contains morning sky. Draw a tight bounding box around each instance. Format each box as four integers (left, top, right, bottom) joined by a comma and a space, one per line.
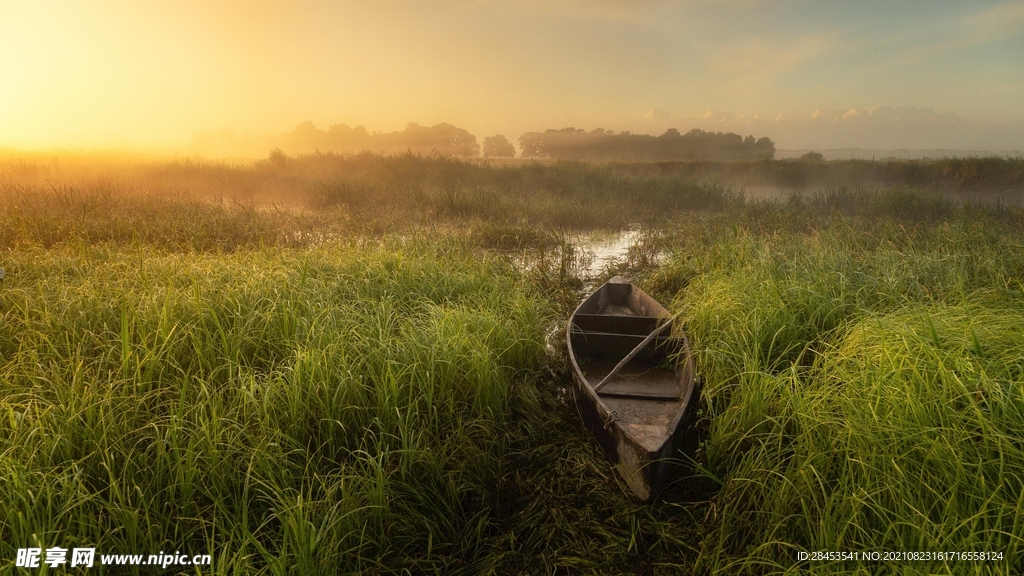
1, 0, 1021, 152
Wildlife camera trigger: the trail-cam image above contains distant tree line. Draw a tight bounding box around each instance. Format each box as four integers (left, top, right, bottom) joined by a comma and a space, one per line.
274, 121, 481, 157
518, 127, 776, 160
194, 122, 777, 161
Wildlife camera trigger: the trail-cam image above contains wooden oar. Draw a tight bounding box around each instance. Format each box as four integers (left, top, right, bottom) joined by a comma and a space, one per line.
592, 311, 681, 394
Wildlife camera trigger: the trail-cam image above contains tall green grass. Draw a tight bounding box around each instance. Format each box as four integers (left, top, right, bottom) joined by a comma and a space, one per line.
666, 210, 1024, 573
0, 241, 551, 573
4, 152, 1024, 574
1, 236, 707, 575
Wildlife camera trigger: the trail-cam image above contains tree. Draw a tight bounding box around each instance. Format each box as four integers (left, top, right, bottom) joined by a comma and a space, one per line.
266, 148, 290, 168
482, 134, 516, 157
392, 123, 479, 156
427, 123, 480, 157
800, 151, 824, 161
517, 132, 547, 157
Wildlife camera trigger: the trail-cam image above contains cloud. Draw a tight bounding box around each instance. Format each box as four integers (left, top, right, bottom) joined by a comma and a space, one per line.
811, 106, 962, 126
802, 106, 1019, 149
705, 32, 835, 86
481, 0, 777, 21
810, 108, 838, 121
882, 1, 1024, 65
965, 1, 1024, 43
644, 107, 672, 122
481, 0, 676, 24
702, 110, 734, 121
700, 110, 771, 126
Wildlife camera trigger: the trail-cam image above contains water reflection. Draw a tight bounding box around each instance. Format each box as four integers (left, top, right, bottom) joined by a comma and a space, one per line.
582, 229, 638, 276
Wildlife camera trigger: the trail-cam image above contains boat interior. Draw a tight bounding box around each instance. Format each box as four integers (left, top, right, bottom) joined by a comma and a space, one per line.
569, 280, 683, 403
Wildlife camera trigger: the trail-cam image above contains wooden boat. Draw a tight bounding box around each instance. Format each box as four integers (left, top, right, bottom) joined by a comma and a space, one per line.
566, 276, 697, 501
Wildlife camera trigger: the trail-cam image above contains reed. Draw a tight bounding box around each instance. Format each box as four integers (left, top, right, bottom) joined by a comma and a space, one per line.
671, 210, 1024, 573
0, 241, 553, 573
3, 151, 1024, 573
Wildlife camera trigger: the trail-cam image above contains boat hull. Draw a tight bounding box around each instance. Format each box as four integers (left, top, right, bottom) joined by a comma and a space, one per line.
566, 277, 697, 501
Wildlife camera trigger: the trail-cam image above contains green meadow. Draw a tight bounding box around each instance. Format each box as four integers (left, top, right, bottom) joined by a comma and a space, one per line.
2, 153, 1023, 574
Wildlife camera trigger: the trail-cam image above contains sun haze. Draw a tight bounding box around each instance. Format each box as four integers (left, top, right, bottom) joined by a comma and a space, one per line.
1, 0, 1022, 153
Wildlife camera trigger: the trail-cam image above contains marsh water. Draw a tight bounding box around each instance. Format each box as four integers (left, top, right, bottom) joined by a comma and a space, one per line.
582, 229, 640, 277
575, 228, 652, 293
